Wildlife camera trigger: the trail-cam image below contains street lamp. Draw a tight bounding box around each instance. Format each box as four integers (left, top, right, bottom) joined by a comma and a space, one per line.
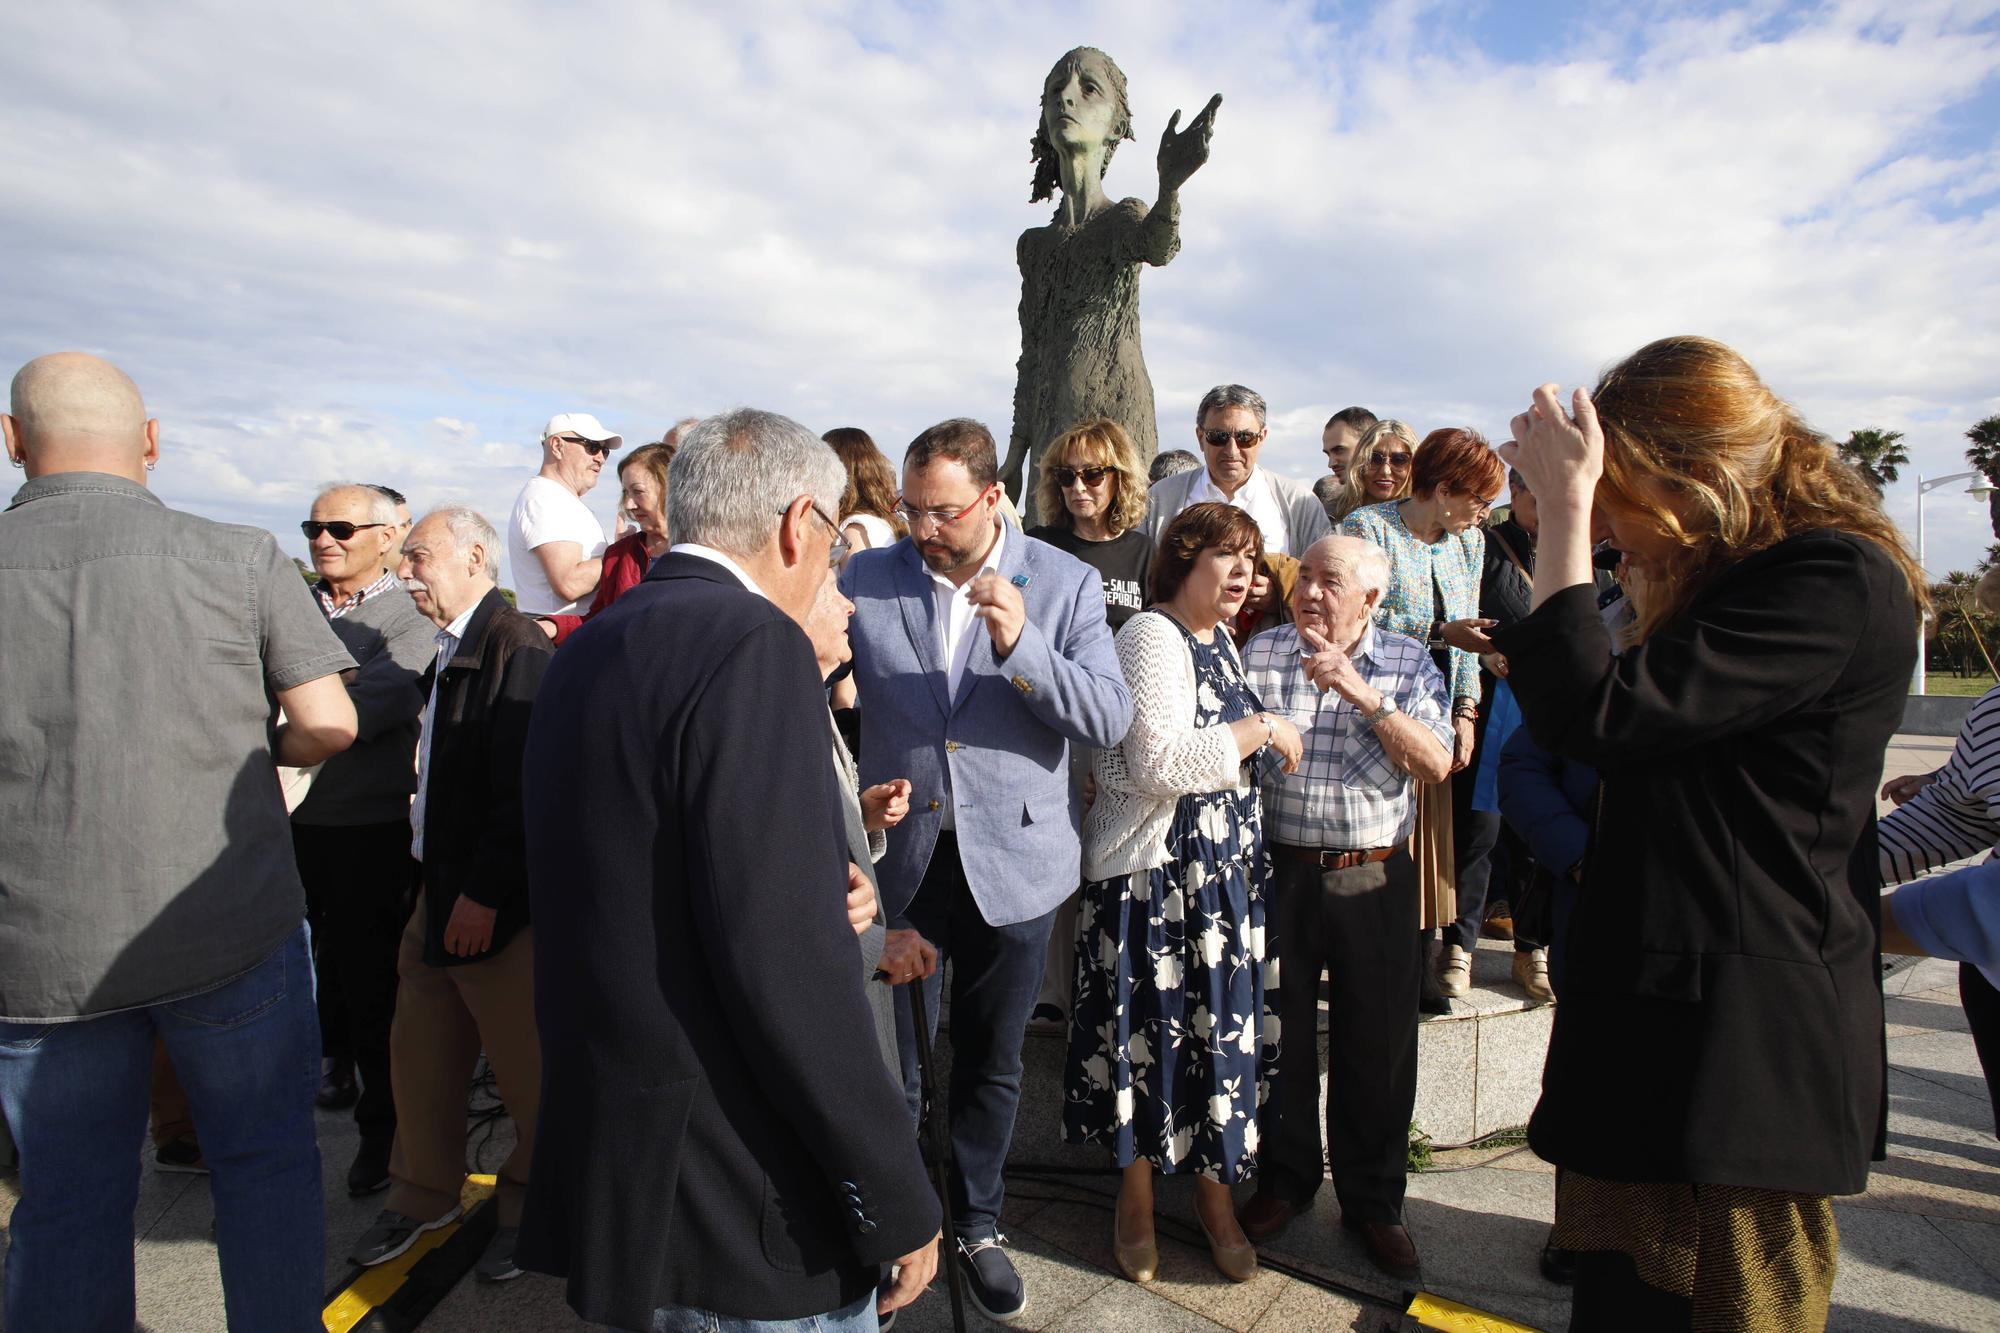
1914, 470, 1996, 695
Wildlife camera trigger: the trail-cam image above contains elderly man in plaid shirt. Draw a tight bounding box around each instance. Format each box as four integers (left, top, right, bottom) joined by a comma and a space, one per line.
1237, 534, 1454, 1280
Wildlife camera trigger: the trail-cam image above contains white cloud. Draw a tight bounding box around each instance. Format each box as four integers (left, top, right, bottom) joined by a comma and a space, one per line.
1, 0, 1996, 581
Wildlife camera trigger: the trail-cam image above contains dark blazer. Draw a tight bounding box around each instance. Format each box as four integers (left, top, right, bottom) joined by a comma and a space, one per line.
1494, 529, 1915, 1196
517, 555, 938, 1328
415, 585, 551, 968
830, 724, 899, 1075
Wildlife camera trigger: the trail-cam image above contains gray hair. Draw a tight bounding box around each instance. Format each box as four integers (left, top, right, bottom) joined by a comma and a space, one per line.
315, 482, 396, 526
1195, 384, 1267, 429
666, 408, 846, 557
1313, 534, 1391, 599
1149, 448, 1202, 482
429, 505, 501, 566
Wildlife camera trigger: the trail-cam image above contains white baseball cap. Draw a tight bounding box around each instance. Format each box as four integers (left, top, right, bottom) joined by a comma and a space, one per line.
542, 413, 622, 450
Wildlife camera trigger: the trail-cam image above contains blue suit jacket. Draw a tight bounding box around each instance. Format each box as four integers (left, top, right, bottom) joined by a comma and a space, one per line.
841, 531, 1133, 925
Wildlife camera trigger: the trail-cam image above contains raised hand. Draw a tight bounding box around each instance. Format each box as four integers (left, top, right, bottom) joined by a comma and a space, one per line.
1158, 93, 1222, 194
966, 572, 1026, 657
1501, 383, 1603, 509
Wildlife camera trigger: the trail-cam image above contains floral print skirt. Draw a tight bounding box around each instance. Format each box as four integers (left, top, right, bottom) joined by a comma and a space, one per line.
1062, 785, 1278, 1181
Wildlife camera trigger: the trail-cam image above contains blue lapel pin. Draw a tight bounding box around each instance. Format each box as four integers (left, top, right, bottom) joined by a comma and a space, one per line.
1011, 573, 1031, 588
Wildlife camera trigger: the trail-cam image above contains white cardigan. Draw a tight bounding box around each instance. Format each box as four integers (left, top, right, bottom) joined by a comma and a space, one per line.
1082, 612, 1249, 881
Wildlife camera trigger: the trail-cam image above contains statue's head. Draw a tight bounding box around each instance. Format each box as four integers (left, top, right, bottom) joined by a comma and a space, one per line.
1030, 47, 1134, 203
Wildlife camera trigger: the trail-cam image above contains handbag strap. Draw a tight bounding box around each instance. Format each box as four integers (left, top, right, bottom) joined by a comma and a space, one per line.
1487, 524, 1531, 580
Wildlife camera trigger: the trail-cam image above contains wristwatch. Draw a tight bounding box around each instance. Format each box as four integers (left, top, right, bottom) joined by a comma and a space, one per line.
1358, 695, 1399, 729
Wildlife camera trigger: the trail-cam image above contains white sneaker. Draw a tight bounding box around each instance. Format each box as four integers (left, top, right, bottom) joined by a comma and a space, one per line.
1513, 948, 1555, 1004
1437, 944, 1472, 998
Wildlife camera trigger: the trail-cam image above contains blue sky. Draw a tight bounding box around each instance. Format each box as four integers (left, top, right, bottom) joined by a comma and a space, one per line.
3, 0, 1997, 580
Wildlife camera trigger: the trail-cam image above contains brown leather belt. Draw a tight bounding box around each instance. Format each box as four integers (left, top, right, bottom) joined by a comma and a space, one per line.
1272, 843, 1396, 871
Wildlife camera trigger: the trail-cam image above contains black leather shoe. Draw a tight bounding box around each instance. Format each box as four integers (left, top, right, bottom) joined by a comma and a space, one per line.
317, 1061, 359, 1111
1540, 1237, 1577, 1285
347, 1139, 392, 1197
1239, 1191, 1301, 1243
1342, 1215, 1420, 1280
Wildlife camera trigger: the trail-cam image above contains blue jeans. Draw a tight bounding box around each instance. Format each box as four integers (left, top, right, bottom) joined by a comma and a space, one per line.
0, 926, 324, 1332
895, 832, 1056, 1239
618, 1288, 877, 1332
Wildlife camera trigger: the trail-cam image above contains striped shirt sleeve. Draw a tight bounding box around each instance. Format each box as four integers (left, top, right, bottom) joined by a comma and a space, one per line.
1880, 687, 2000, 885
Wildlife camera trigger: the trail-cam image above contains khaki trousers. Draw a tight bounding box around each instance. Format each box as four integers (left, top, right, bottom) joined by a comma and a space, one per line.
384, 911, 540, 1228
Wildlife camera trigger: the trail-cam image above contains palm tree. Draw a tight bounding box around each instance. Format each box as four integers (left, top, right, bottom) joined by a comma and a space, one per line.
1966, 415, 2000, 539
1836, 428, 1908, 495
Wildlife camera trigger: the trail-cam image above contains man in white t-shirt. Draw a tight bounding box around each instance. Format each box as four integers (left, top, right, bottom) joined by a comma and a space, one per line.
507, 413, 620, 615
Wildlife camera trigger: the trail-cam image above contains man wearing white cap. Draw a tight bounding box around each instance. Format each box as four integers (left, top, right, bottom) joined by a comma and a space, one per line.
507, 413, 621, 615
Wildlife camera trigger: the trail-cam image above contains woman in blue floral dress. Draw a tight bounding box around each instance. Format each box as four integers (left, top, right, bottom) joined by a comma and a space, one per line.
1064, 503, 1301, 1285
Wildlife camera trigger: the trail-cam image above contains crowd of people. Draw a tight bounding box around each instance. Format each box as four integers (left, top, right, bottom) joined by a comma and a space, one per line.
0, 338, 1982, 1333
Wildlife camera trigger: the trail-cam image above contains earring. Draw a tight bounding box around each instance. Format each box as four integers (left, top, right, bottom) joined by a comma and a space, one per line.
145, 462, 156, 472
7, 457, 20, 469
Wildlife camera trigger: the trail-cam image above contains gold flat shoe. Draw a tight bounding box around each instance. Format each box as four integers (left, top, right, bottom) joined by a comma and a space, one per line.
1196, 1205, 1258, 1282
1113, 1213, 1158, 1283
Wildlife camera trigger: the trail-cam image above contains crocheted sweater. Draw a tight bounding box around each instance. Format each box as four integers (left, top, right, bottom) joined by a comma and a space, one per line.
1082, 611, 1249, 881
1341, 500, 1485, 704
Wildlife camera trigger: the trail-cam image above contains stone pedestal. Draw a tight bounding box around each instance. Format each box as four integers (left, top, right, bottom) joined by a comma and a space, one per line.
1412, 940, 1554, 1146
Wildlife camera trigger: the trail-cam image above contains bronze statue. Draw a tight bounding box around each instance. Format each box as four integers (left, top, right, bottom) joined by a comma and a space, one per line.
999, 48, 1220, 516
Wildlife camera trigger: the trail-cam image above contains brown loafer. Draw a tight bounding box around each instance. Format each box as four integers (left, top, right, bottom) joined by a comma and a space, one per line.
1238, 1191, 1300, 1243
1343, 1217, 1419, 1280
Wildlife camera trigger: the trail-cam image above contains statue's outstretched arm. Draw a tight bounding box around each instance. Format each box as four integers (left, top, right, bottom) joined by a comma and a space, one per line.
1143, 93, 1220, 268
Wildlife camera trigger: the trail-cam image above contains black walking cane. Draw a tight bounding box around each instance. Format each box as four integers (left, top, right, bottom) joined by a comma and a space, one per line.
909, 978, 969, 1333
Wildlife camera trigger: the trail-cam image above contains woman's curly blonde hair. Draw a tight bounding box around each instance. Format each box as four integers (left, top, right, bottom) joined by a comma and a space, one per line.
1591, 334, 1927, 640
1032, 419, 1148, 536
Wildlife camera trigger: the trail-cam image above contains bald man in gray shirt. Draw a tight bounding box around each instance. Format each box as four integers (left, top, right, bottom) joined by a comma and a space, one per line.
0, 353, 358, 1332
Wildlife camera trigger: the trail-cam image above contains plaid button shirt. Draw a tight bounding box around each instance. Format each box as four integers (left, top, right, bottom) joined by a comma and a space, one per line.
314, 569, 399, 620
1241, 621, 1451, 850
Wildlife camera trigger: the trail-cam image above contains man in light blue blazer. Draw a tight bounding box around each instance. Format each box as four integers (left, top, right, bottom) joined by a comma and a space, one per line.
841, 418, 1131, 1323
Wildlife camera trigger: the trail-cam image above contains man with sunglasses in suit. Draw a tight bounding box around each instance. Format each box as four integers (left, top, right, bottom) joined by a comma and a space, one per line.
840, 418, 1131, 1323
507, 412, 621, 615
1142, 383, 1332, 559
292, 485, 437, 1196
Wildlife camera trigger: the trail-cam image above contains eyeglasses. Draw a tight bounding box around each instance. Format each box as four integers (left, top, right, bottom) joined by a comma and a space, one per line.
559, 435, 614, 457
895, 486, 994, 532
301, 521, 388, 541
797, 501, 852, 568
1370, 451, 1413, 470
1055, 465, 1113, 489
1202, 429, 1263, 450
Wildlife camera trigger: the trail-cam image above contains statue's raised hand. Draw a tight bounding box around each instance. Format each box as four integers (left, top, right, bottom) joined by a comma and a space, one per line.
1158, 93, 1221, 194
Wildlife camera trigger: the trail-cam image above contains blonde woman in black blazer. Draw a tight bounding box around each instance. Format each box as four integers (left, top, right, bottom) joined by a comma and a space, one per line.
1496, 336, 1925, 1333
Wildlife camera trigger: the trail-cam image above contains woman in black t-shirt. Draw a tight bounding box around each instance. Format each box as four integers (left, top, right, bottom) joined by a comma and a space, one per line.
1026, 418, 1153, 631
1026, 418, 1153, 1029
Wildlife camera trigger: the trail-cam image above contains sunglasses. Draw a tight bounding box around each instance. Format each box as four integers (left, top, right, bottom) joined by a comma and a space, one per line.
1055, 465, 1113, 488
1370, 451, 1414, 469
301, 521, 388, 541
1202, 429, 1263, 450
559, 435, 614, 457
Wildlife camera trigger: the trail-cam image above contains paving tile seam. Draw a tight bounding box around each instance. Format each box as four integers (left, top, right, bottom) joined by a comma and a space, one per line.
134, 1174, 197, 1244
1920, 1212, 2000, 1289
1890, 1064, 1994, 1101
